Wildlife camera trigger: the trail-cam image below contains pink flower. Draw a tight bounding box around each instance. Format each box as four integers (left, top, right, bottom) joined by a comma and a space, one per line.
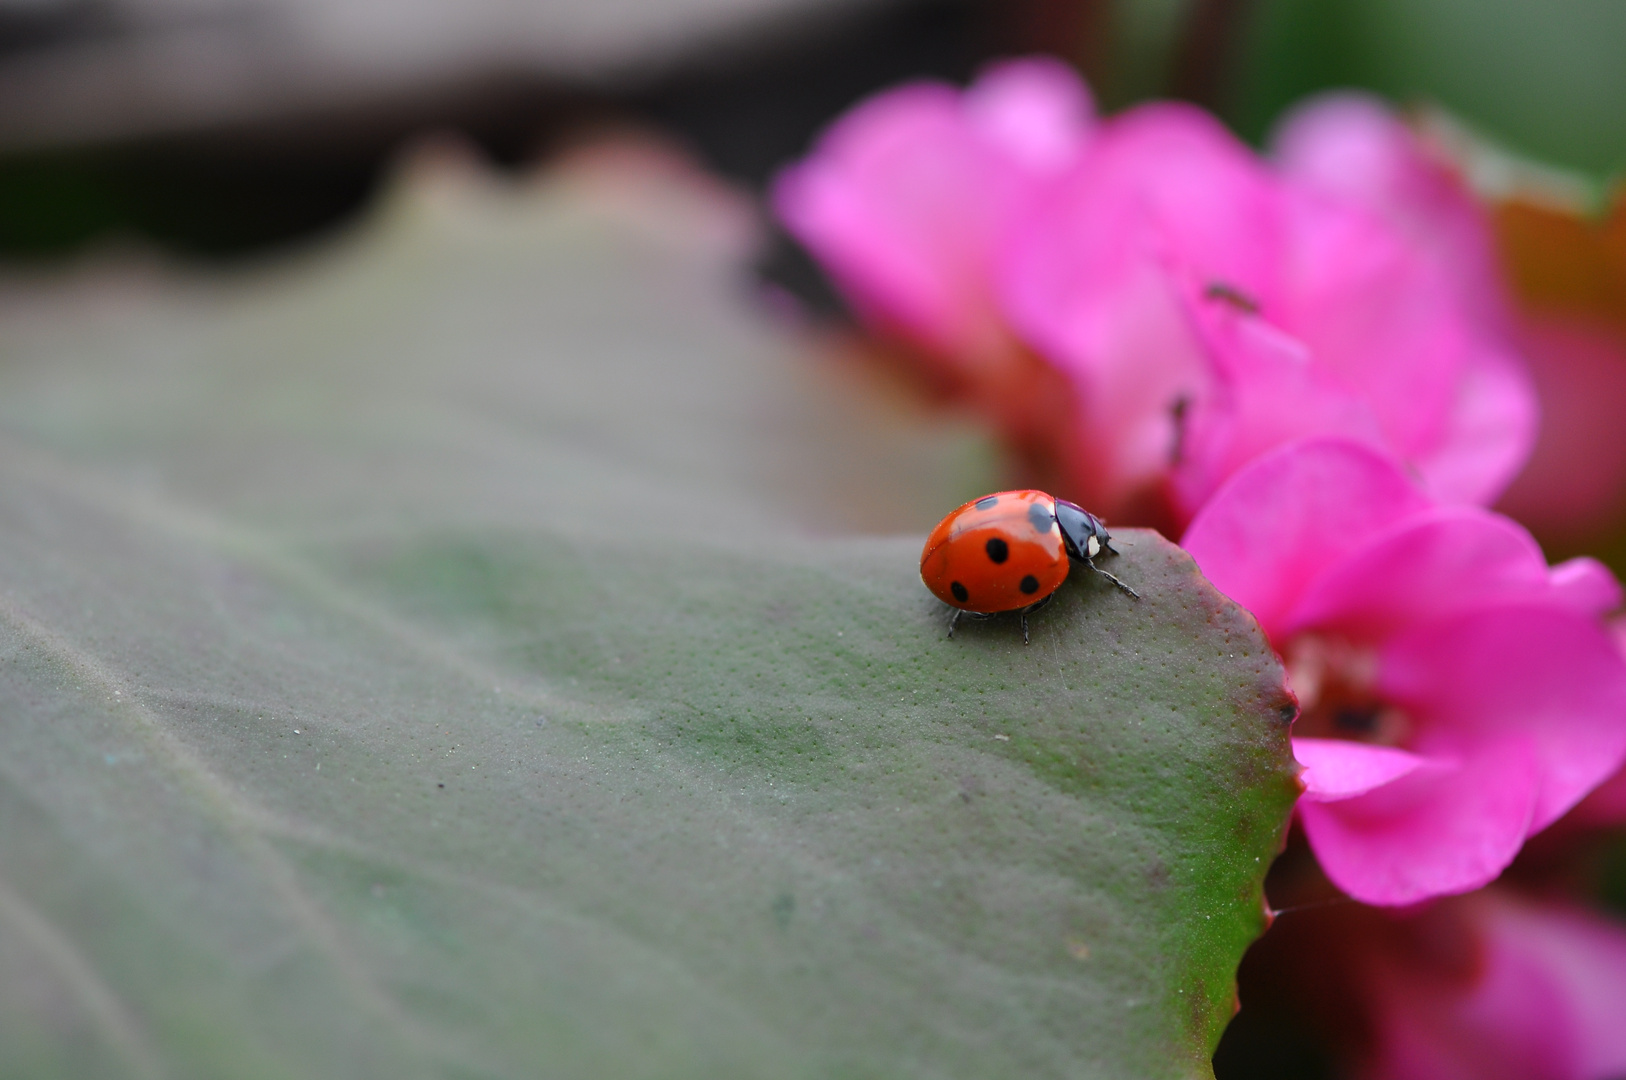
1357, 892, 1626, 1080
1183, 437, 1626, 905
1270, 93, 1507, 328
775, 68, 1534, 528
771, 57, 1092, 374
1273, 93, 1626, 545
1002, 100, 1536, 525
1236, 888, 1626, 1080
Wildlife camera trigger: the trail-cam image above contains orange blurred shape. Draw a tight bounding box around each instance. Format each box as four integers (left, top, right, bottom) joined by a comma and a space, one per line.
1496, 192, 1626, 328
1492, 189, 1626, 551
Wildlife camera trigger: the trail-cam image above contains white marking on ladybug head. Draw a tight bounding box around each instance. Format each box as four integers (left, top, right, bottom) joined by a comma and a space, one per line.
1086, 535, 1101, 558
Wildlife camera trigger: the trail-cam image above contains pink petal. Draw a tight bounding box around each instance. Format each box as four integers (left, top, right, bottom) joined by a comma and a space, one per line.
1381, 605, 1626, 833
1294, 737, 1431, 800
1272, 94, 1406, 196
998, 110, 1271, 514
1270, 190, 1467, 458
1471, 900, 1626, 1080
1279, 508, 1621, 639
1365, 896, 1626, 1080
1182, 437, 1434, 637
772, 65, 1091, 366
1548, 557, 1624, 616
1049, 260, 1211, 513
1062, 101, 1281, 285
1298, 738, 1539, 905
962, 57, 1095, 173
1272, 92, 1504, 325
1414, 340, 1539, 506
1002, 101, 1279, 372
1171, 287, 1388, 516
1282, 507, 1552, 640
1270, 93, 1536, 505
771, 86, 1005, 357
1275, 538, 1626, 905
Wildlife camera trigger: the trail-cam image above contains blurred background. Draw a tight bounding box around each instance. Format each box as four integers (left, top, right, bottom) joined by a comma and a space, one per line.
7, 0, 1626, 551
4, 0, 1622, 261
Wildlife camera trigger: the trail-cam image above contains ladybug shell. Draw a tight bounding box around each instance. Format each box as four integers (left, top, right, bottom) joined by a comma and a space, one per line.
919, 490, 1069, 613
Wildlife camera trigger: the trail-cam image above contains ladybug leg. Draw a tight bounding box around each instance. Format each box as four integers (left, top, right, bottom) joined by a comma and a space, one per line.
1086, 558, 1140, 599
1017, 594, 1054, 646
949, 609, 997, 638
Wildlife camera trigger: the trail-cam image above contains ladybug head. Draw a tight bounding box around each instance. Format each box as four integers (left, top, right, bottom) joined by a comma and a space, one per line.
1054, 498, 1115, 562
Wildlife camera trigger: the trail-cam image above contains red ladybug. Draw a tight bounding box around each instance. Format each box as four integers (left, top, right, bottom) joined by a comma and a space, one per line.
919, 490, 1138, 643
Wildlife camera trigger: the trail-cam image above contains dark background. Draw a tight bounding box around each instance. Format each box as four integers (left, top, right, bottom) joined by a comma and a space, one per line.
3, 0, 1623, 261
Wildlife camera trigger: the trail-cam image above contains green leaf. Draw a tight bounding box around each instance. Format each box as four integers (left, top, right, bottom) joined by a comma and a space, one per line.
1226, 0, 1626, 177
0, 149, 1299, 1079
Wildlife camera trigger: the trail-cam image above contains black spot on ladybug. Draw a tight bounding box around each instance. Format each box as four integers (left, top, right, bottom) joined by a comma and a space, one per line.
951, 581, 969, 603
1027, 502, 1053, 534
975, 495, 999, 510
1019, 575, 1040, 594
985, 537, 1009, 564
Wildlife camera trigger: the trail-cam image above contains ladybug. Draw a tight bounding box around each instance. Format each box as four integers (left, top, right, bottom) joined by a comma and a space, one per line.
919, 490, 1138, 643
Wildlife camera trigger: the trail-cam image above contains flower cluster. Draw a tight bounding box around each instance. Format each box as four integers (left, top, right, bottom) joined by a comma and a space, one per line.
774, 59, 1536, 531
777, 59, 1626, 1077
1185, 437, 1626, 905
1225, 879, 1626, 1080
